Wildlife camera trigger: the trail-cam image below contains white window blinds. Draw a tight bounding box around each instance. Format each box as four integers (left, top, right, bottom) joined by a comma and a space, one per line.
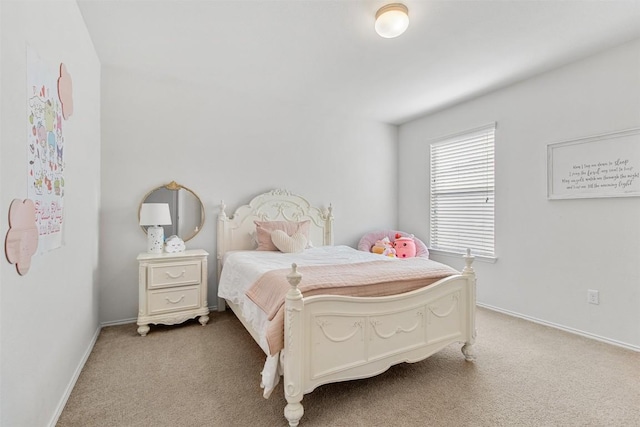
429, 124, 495, 257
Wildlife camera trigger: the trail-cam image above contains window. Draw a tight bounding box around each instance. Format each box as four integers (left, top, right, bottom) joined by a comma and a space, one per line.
429, 123, 495, 258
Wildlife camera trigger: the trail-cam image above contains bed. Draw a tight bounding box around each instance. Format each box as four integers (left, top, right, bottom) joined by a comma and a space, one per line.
217, 189, 477, 426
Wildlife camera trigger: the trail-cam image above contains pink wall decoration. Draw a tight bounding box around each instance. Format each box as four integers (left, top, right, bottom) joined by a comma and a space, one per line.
5, 199, 39, 275
57, 63, 73, 120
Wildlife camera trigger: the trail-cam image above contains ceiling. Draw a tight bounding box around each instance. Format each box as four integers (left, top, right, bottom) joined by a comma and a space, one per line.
77, 0, 640, 125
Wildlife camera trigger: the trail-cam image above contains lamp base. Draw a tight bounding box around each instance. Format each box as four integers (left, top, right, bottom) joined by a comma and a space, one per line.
147, 226, 165, 254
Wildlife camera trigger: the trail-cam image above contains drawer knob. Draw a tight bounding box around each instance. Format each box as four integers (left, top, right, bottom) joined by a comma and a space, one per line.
165, 269, 186, 279
165, 295, 185, 304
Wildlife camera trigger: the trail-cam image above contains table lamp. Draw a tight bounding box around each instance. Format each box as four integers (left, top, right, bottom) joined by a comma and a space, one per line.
139, 203, 172, 253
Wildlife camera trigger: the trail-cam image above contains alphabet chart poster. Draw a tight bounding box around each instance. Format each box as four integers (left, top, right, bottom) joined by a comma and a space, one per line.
26, 47, 65, 253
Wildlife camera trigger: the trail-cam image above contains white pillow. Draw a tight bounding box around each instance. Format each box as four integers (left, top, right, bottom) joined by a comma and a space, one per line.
271, 229, 307, 253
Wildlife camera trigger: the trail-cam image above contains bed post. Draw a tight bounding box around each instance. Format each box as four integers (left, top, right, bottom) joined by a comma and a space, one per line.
217, 201, 228, 311
461, 249, 477, 361
284, 263, 304, 427
324, 204, 334, 245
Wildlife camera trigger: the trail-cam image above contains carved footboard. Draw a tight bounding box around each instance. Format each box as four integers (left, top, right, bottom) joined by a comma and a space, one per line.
282, 252, 476, 426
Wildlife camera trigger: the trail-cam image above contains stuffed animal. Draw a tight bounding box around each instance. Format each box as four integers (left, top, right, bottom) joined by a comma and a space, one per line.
393, 233, 416, 258
382, 245, 396, 257
371, 236, 396, 257
370, 237, 389, 254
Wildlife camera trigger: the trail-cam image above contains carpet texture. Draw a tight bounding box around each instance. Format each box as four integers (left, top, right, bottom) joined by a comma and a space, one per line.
57, 307, 640, 427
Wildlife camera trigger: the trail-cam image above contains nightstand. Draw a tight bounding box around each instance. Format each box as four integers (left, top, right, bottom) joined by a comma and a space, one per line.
137, 249, 209, 336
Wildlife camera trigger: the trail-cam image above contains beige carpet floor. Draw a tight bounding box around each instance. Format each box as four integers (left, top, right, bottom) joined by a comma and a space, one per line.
57, 307, 640, 427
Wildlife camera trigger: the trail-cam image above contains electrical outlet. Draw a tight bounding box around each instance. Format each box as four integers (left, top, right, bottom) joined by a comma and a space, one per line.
587, 289, 599, 305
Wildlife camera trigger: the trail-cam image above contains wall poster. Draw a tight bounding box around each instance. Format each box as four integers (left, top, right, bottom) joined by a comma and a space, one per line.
547, 127, 640, 200
26, 47, 67, 252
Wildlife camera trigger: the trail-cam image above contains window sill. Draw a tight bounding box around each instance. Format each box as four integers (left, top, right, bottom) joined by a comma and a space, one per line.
428, 249, 498, 264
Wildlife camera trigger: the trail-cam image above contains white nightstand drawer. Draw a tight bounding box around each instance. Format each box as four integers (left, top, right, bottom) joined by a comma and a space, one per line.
148, 261, 201, 289
137, 249, 209, 336
148, 286, 200, 315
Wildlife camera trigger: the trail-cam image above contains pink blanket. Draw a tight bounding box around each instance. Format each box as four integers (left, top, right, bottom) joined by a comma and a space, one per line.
245, 258, 458, 355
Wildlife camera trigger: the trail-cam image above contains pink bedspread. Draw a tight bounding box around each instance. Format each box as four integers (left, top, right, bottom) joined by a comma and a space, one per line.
245, 258, 459, 355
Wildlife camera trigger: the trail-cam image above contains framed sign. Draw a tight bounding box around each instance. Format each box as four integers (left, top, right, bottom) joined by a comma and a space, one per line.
547, 127, 640, 199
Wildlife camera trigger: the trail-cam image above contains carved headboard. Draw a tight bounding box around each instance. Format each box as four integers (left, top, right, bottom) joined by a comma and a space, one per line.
216, 189, 334, 273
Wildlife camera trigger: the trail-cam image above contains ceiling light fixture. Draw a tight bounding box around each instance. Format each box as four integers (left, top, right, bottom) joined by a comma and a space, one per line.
375, 3, 409, 39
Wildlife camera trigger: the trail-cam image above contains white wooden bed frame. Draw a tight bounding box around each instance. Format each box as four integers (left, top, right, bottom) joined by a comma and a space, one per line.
217, 189, 476, 427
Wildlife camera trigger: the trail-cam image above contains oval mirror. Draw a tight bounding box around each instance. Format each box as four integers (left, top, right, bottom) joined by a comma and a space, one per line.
139, 181, 204, 242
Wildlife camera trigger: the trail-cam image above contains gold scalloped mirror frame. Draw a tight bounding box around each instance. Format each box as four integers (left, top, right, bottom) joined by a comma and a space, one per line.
139, 181, 205, 242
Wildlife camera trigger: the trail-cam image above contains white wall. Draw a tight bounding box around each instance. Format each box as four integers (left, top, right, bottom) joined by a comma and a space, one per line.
399, 39, 640, 349
0, 1, 101, 426
0, 2, 3, 421
0, 2, 4, 425
99, 66, 398, 323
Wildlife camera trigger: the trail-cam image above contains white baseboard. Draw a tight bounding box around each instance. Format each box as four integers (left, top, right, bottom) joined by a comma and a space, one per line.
478, 302, 640, 353
48, 325, 102, 427
101, 317, 137, 327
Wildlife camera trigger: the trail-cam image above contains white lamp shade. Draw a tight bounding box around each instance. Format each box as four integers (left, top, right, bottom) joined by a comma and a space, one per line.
139, 203, 172, 226
375, 3, 409, 38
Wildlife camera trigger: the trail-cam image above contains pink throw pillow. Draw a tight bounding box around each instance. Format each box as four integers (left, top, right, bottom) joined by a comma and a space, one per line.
254, 220, 311, 251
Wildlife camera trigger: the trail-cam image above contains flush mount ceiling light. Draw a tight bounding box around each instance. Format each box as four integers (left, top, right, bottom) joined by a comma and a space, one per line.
375, 3, 409, 38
